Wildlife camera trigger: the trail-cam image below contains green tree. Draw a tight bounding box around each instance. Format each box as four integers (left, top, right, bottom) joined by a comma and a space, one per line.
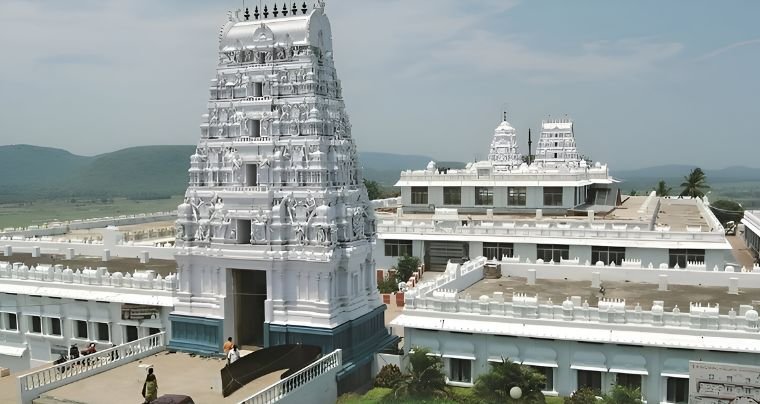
601, 385, 642, 404
363, 179, 382, 200
472, 358, 547, 403
680, 167, 710, 198
710, 199, 745, 224
564, 387, 599, 404
392, 347, 448, 399
395, 255, 421, 283
654, 180, 672, 196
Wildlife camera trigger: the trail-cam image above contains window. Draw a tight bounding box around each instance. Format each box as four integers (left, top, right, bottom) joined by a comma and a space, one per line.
529, 366, 554, 391
411, 187, 428, 205
543, 187, 563, 206
29, 316, 42, 333
537, 244, 569, 262
475, 187, 494, 206
616, 373, 641, 390
149, 328, 161, 335
666, 377, 688, 403
668, 249, 705, 268
96, 323, 110, 341
443, 187, 461, 205
449, 358, 472, 383
2, 313, 17, 331
74, 320, 88, 339
592, 246, 626, 266
126, 326, 139, 342
384, 239, 412, 257
577, 370, 602, 392
483, 242, 514, 260
508, 187, 527, 206
49, 318, 62, 336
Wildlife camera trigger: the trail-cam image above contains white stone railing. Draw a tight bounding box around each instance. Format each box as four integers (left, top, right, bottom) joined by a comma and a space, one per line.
17, 332, 167, 404
406, 290, 760, 335
235, 136, 273, 143
239, 349, 343, 404
398, 168, 611, 183
0, 262, 178, 292
371, 197, 402, 209
377, 218, 727, 242
409, 257, 487, 299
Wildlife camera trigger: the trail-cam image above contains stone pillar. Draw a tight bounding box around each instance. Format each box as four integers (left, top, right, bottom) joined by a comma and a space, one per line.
32, 246, 40, 258
527, 269, 536, 285
658, 274, 668, 291
65, 248, 75, 260
729, 277, 739, 295
535, 209, 543, 219
2, 245, 10, 256
102, 249, 111, 262
140, 251, 150, 264
591, 272, 601, 288
587, 209, 594, 221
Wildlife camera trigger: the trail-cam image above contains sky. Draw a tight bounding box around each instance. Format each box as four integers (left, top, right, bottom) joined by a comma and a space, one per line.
0, 0, 758, 170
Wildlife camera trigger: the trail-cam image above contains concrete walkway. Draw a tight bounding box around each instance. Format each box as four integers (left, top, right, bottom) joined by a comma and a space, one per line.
37, 352, 286, 404
728, 234, 757, 269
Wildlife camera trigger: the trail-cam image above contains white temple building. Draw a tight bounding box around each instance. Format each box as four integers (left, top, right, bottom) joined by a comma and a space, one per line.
487, 113, 522, 170
534, 116, 581, 165
168, 3, 395, 378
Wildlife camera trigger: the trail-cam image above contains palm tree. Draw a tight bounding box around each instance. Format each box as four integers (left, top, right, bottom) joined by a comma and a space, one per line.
472, 358, 546, 403
654, 180, 672, 196
680, 167, 709, 198
392, 347, 448, 399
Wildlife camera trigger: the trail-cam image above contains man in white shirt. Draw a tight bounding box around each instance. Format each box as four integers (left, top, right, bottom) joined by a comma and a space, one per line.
227, 344, 240, 365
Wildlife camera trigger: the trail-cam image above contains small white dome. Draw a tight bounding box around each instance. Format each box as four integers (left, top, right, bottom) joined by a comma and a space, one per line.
562, 299, 574, 310
426, 161, 437, 171
746, 309, 758, 321
652, 303, 664, 314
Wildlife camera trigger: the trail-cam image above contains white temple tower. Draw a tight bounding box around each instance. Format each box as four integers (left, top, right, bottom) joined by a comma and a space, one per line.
487, 112, 522, 169
534, 116, 581, 166
169, 3, 394, 373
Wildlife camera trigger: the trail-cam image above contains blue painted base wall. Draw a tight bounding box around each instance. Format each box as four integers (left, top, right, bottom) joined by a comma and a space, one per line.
167, 314, 224, 355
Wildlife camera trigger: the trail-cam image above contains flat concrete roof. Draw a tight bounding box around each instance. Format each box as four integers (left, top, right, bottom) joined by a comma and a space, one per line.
460, 276, 759, 312
39, 352, 284, 404
1, 253, 177, 277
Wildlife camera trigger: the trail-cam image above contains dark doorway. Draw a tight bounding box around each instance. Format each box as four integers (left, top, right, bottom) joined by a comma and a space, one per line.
233, 269, 267, 347
425, 241, 468, 271
126, 326, 138, 342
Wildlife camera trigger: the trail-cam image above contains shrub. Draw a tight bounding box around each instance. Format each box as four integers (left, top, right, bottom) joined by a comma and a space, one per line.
396, 256, 420, 283
377, 275, 398, 294
564, 387, 599, 404
472, 358, 546, 403
374, 364, 403, 388
601, 385, 642, 404
392, 347, 448, 399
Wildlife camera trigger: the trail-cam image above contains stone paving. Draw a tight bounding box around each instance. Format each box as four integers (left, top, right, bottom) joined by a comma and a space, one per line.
37, 351, 285, 404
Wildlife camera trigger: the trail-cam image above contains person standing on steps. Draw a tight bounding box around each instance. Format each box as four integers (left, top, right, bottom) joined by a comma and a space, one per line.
141, 367, 158, 403
223, 336, 234, 354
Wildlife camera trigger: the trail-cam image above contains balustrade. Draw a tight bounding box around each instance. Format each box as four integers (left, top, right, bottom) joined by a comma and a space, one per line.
239, 349, 342, 404
18, 332, 166, 404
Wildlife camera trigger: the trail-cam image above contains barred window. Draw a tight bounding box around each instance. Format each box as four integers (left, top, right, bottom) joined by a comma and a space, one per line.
591, 246, 626, 266
443, 187, 461, 205
411, 187, 428, 205
668, 249, 705, 268
508, 187, 526, 206
483, 242, 514, 260
537, 244, 569, 262
475, 187, 494, 206
384, 239, 412, 257
543, 187, 563, 206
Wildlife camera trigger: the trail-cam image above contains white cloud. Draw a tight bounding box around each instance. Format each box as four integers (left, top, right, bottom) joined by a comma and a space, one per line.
697, 38, 760, 61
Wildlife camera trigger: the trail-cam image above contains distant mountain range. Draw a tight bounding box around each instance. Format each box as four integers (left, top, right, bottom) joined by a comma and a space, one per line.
613, 165, 760, 182
0, 144, 758, 202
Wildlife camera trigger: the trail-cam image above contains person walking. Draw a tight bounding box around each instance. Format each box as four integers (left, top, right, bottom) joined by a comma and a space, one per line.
223, 337, 234, 354
141, 367, 158, 403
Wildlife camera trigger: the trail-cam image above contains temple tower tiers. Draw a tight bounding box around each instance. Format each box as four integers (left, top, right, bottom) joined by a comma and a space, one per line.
487, 112, 522, 169
534, 116, 581, 166
169, 3, 394, 368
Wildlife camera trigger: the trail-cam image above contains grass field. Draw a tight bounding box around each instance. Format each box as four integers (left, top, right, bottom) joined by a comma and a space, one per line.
0, 196, 183, 229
